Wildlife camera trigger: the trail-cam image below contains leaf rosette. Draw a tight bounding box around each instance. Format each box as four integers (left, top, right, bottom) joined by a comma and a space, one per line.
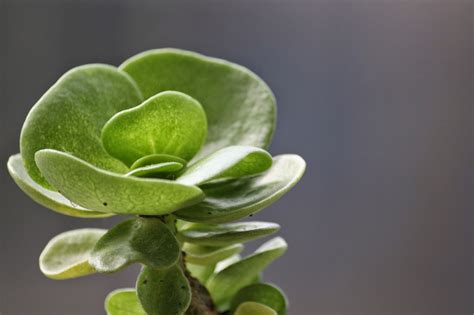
8, 49, 306, 315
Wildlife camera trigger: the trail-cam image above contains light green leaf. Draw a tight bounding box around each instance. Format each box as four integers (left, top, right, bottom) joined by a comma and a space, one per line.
102, 91, 207, 166
39, 228, 106, 279
186, 263, 215, 285
207, 237, 288, 311
35, 149, 204, 215
235, 302, 277, 315
126, 162, 183, 178
120, 49, 276, 160
230, 283, 287, 315
137, 265, 191, 315
179, 222, 279, 246
20, 64, 142, 189
130, 154, 187, 170
90, 217, 180, 273
183, 243, 244, 265
7, 154, 112, 218
214, 254, 241, 273
175, 155, 306, 223
105, 289, 146, 315
176, 146, 272, 186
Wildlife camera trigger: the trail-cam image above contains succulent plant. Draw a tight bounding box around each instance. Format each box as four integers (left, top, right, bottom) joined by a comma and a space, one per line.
7, 49, 305, 315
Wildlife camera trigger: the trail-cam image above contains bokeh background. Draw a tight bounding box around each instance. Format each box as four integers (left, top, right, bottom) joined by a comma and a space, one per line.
0, 1, 472, 314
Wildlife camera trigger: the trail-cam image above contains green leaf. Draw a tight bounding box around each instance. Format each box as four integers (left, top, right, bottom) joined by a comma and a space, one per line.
131, 154, 187, 170
176, 146, 272, 186
175, 154, 306, 223
120, 49, 276, 160
39, 228, 106, 279
186, 263, 215, 285
183, 243, 244, 265
90, 217, 180, 273
126, 162, 184, 178
105, 289, 146, 315
35, 149, 204, 215
20, 64, 142, 189
136, 265, 191, 315
7, 154, 112, 218
234, 302, 277, 315
179, 222, 280, 246
230, 283, 287, 315
207, 237, 288, 311
102, 91, 207, 166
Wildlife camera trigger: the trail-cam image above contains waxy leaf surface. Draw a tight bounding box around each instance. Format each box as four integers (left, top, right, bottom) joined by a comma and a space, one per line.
175, 155, 306, 223
105, 289, 146, 315
39, 228, 106, 279
20, 64, 142, 189
235, 302, 277, 315
231, 283, 287, 315
137, 265, 191, 315
102, 91, 207, 166
90, 218, 180, 273
207, 237, 288, 310
183, 243, 244, 265
177, 146, 272, 186
179, 222, 280, 246
7, 154, 111, 218
35, 149, 204, 215
126, 162, 183, 178
120, 49, 276, 160
130, 154, 187, 170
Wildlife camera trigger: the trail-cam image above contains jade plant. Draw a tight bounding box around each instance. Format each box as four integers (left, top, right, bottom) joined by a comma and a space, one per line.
7, 49, 305, 315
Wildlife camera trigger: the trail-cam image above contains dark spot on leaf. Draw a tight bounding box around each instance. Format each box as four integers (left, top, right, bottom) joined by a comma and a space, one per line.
249, 214, 253, 217
143, 280, 147, 284
181, 285, 186, 289
208, 212, 212, 215
103, 202, 108, 206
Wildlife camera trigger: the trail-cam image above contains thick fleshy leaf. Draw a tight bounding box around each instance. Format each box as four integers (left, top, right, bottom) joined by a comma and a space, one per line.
102, 91, 207, 166
183, 243, 244, 265
179, 222, 280, 246
126, 162, 183, 178
20, 64, 142, 189
137, 265, 191, 315
90, 217, 180, 273
120, 49, 276, 160
230, 284, 287, 315
175, 155, 306, 223
207, 237, 288, 310
176, 146, 272, 186
186, 263, 215, 285
214, 254, 241, 273
235, 302, 277, 315
7, 154, 112, 218
35, 149, 204, 215
39, 228, 106, 279
130, 154, 187, 170
105, 289, 146, 315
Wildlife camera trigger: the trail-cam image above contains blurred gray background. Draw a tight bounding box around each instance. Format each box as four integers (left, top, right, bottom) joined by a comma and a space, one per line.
0, 1, 472, 314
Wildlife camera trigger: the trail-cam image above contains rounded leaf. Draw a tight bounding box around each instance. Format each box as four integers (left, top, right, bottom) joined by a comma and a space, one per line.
20, 64, 142, 189
7, 154, 112, 218
183, 243, 244, 265
235, 302, 277, 315
90, 217, 180, 273
175, 155, 306, 223
120, 49, 276, 160
35, 149, 204, 215
105, 289, 146, 315
137, 265, 191, 315
207, 237, 288, 311
126, 162, 184, 178
176, 146, 272, 186
230, 283, 287, 315
102, 91, 207, 166
179, 222, 280, 246
130, 154, 187, 170
39, 228, 106, 279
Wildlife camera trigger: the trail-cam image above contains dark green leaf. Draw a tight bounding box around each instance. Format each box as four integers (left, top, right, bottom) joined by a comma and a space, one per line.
137, 265, 191, 315
90, 217, 180, 273
20, 64, 142, 189
35, 149, 204, 215
120, 49, 276, 160
175, 155, 306, 223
